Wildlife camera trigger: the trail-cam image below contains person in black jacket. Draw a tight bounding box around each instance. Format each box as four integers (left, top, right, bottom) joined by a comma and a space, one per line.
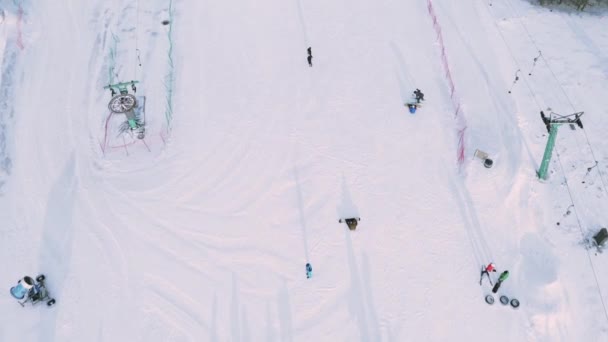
307, 47, 313, 67
414, 89, 424, 103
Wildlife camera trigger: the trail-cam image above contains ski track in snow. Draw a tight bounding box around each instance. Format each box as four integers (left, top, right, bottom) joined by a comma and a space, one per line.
1, 0, 608, 341
0, 6, 21, 194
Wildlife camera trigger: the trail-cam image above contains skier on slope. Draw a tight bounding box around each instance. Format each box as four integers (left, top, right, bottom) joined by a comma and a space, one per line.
492, 270, 509, 293
414, 89, 424, 103
307, 54, 313, 67
480, 262, 497, 285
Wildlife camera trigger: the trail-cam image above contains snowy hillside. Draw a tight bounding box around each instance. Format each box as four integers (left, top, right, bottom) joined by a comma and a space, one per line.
1, 0, 607, 341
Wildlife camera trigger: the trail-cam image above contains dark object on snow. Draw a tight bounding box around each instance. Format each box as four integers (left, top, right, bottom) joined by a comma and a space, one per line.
540, 111, 551, 133
485, 294, 495, 305
413, 89, 424, 103
594, 228, 608, 247
162, 20, 170, 25
339, 217, 360, 231
483, 159, 493, 168
306, 263, 312, 279
510, 298, 520, 308
492, 271, 509, 293
480, 263, 496, 286
500, 295, 509, 305
540, 110, 584, 133
10, 274, 56, 307
492, 281, 501, 293
307, 55, 313, 67
307, 47, 312, 56
407, 103, 417, 114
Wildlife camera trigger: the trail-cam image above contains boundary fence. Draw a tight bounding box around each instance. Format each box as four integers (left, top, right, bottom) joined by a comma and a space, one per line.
427, 0, 467, 167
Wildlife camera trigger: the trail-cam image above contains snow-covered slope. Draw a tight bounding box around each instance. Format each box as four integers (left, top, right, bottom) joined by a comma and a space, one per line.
1, 0, 607, 341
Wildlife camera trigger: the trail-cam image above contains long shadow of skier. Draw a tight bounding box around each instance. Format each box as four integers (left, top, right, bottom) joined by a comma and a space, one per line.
277, 279, 294, 342
390, 42, 417, 106
337, 174, 359, 220
294, 163, 310, 262
209, 293, 218, 342
37, 153, 77, 342
344, 228, 382, 341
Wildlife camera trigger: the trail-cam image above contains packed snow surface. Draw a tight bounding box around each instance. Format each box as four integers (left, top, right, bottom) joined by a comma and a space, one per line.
1, 0, 607, 341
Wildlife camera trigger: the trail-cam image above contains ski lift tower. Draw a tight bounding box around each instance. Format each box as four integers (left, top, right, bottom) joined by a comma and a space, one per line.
104, 80, 145, 139
537, 110, 584, 180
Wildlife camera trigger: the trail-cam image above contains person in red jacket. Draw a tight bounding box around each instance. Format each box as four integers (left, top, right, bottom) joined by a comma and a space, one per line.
480, 262, 496, 285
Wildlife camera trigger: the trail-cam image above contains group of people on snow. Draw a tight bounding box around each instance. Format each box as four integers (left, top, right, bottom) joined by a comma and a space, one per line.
481, 262, 509, 293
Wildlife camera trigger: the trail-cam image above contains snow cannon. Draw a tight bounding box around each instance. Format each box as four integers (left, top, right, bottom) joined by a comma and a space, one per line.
10, 276, 34, 300
10, 274, 56, 307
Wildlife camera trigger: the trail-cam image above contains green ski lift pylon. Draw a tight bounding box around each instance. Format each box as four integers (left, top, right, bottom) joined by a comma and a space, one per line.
105, 80, 145, 139
104, 80, 139, 96
537, 110, 584, 180
538, 123, 558, 180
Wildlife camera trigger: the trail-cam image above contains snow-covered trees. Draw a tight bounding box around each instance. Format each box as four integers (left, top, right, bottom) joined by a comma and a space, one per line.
538, 0, 608, 11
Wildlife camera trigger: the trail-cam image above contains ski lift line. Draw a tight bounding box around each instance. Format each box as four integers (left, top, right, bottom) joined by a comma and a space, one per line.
578, 126, 608, 194
528, 51, 542, 76
502, 0, 608, 196
484, 2, 601, 193
481, 3, 544, 110
553, 150, 608, 323
508, 69, 521, 93
492, 1, 608, 322
485, 4, 608, 321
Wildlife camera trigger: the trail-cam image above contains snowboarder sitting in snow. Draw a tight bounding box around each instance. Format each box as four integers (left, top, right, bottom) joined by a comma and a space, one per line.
414, 89, 424, 103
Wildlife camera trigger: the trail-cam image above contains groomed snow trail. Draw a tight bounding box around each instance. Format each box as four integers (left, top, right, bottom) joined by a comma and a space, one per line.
0, 0, 607, 341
